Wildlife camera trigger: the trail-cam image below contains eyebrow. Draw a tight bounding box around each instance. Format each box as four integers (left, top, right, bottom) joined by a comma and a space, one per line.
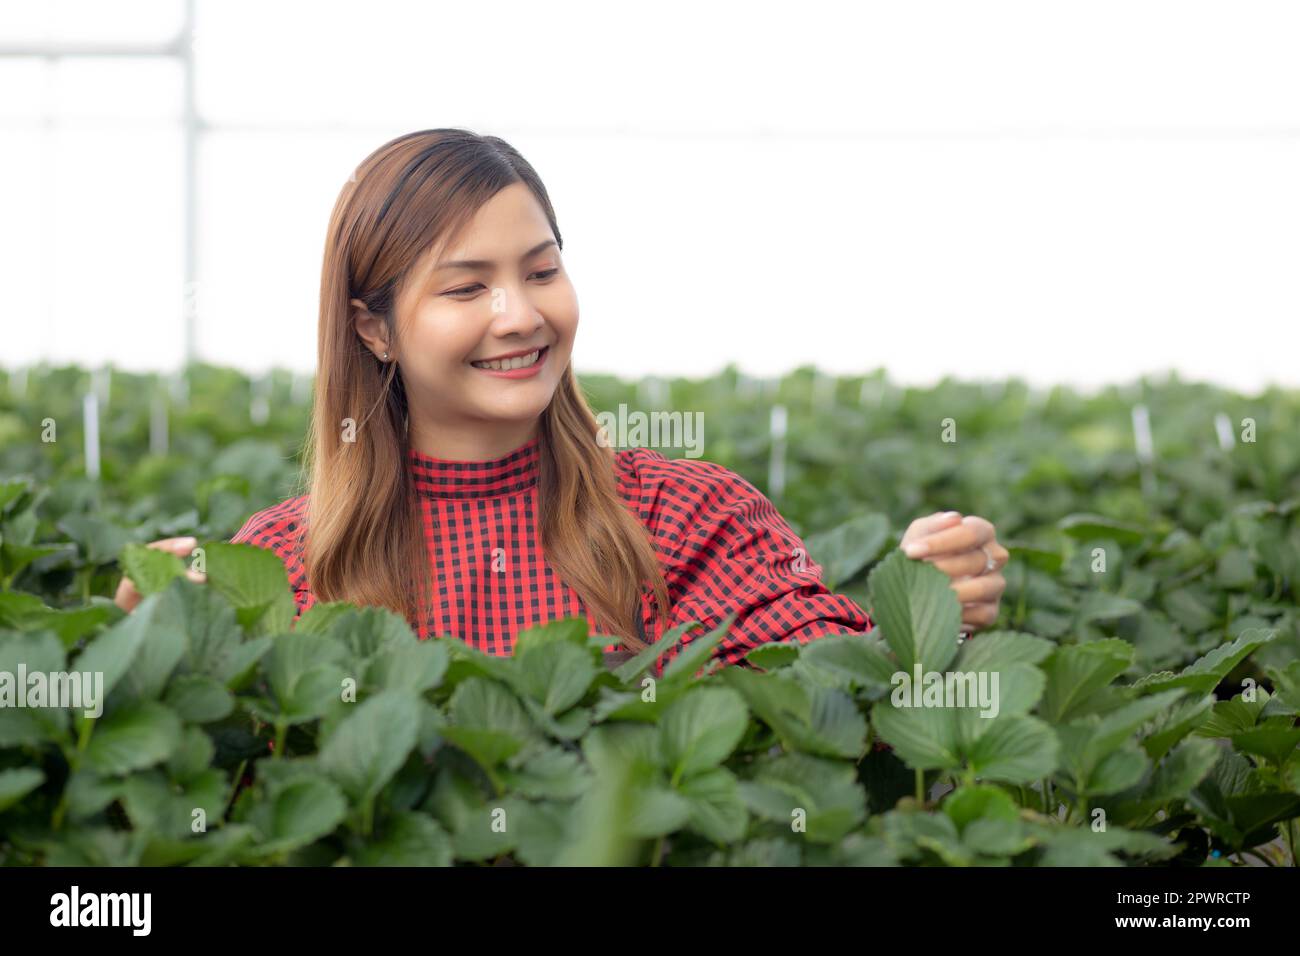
432, 238, 558, 272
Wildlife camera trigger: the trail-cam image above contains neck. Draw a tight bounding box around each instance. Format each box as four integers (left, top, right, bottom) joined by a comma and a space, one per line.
407, 414, 541, 461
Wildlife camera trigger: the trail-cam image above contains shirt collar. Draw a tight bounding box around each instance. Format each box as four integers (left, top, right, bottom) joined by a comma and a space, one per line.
407, 436, 541, 500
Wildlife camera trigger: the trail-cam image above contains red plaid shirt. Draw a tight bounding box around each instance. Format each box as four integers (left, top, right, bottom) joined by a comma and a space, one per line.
229, 435, 875, 671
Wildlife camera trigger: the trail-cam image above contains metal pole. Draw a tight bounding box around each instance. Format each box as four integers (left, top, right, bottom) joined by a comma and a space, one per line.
181, 0, 198, 368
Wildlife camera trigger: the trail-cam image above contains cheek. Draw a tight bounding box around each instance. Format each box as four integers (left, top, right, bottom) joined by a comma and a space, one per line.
548, 285, 580, 338
406, 308, 478, 363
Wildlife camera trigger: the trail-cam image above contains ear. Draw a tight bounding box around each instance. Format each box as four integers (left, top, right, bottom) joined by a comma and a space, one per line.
351, 298, 392, 360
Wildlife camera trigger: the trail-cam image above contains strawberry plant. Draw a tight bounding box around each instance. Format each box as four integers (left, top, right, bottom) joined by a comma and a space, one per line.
1, 363, 1298, 865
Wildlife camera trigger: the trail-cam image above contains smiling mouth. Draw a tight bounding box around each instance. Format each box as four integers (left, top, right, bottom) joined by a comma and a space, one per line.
470, 346, 548, 371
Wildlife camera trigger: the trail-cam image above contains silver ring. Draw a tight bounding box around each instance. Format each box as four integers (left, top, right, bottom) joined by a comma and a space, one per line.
980, 544, 996, 575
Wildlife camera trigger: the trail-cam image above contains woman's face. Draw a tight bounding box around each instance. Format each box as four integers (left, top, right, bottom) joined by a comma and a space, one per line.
356, 181, 578, 459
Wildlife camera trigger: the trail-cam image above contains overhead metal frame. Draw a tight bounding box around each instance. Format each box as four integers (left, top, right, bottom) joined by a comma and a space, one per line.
0, 0, 199, 366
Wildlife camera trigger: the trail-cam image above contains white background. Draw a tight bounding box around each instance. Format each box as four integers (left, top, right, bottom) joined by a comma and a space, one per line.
1, 0, 1297, 394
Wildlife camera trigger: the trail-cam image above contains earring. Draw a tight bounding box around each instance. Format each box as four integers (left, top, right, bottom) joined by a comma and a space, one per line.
381, 351, 389, 361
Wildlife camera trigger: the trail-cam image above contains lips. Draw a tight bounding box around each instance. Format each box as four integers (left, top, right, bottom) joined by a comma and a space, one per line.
470, 346, 548, 371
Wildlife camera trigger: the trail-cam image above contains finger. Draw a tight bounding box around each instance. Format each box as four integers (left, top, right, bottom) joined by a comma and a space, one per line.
925, 548, 991, 580
950, 572, 1005, 605
113, 577, 141, 613
961, 602, 1000, 630
904, 515, 994, 558
185, 569, 207, 584
900, 511, 962, 548
148, 536, 198, 557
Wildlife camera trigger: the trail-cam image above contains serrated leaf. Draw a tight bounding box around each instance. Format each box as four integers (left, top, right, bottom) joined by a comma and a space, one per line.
867, 550, 961, 674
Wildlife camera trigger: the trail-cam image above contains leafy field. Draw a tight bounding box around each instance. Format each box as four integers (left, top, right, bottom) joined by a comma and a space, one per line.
0, 363, 1297, 866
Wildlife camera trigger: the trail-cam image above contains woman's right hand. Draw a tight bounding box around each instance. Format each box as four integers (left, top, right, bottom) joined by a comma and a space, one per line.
113, 535, 208, 613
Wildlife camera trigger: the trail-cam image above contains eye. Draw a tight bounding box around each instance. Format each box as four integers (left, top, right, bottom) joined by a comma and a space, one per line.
443, 283, 484, 298
442, 269, 559, 298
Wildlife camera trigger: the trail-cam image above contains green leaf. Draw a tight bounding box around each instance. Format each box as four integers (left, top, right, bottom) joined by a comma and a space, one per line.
163, 674, 234, 723
169, 578, 258, 682
582, 723, 662, 776
248, 775, 349, 856
797, 632, 896, 690
498, 745, 591, 800
73, 595, 159, 701
426, 769, 516, 861
870, 698, 961, 772
954, 663, 1046, 745
955, 630, 1054, 671
626, 784, 693, 838
366, 640, 449, 695
721, 668, 864, 757
676, 767, 748, 843
964, 716, 1059, 784
661, 614, 736, 682
660, 686, 749, 778
109, 581, 191, 705
0, 630, 69, 745
739, 752, 866, 843
1142, 694, 1214, 759
318, 690, 422, 805
166, 725, 216, 783
202, 541, 296, 634
352, 811, 452, 866
942, 784, 1019, 835
0, 592, 118, 647
514, 616, 589, 654
867, 549, 961, 675
0, 767, 46, 812
1146, 737, 1220, 804
1086, 744, 1150, 796
1133, 628, 1275, 695
1076, 592, 1144, 623
119, 542, 187, 597
252, 632, 348, 725
612, 621, 703, 684
321, 605, 417, 663
804, 512, 890, 589
121, 768, 227, 841
1039, 640, 1133, 723
743, 642, 800, 670
439, 679, 537, 771
1058, 513, 1146, 546
514, 639, 598, 716
1232, 724, 1300, 769
58, 514, 133, 565
63, 769, 122, 821
1059, 690, 1185, 792
84, 701, 183, 775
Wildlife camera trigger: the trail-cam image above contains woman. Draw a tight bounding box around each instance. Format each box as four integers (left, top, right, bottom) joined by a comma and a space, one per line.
116, 128, 1009, 672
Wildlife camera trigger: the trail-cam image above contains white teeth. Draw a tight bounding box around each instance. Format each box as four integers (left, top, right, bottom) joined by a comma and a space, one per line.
472, 349, 541, 371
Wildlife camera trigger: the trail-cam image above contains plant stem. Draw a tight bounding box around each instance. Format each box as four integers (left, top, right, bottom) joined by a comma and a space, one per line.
225, 758, 248, 817
52, 717, 97, 831
650, 834, 666, 867
915, 768, 925, 804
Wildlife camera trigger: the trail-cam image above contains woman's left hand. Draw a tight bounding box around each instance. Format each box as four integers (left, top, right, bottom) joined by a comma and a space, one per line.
899, 511, 1010, 632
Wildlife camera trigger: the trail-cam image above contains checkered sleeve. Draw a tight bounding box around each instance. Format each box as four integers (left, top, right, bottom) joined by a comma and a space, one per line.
228, 495, 315, 620
617, 449, 874, 671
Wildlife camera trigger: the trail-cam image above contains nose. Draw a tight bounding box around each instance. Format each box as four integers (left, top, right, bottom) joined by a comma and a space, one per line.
488, 283, 545, 336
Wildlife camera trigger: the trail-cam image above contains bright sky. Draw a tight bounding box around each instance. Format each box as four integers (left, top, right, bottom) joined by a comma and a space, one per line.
1, 0, 1297, 394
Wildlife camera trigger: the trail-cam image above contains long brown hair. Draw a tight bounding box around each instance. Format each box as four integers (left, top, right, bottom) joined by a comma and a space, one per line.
301, 128, 670, 651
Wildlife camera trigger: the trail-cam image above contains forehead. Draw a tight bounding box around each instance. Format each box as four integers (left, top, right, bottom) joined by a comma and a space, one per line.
422, 185, 549, 265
